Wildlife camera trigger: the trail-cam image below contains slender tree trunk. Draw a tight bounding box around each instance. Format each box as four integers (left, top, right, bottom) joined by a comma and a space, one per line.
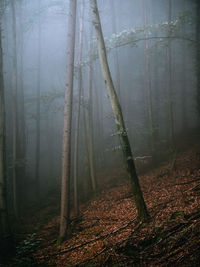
11, 0, 20, 220
90, 0, 149, 222
35, 0, 41, 198
181, 0, 188, 132
81, 97, 91, 198
110, 0, 121, 99
0, 23, 10, 238
95, 77, 105, 167
88, 62, 97, 194
141, 0, 154, 152
73, 0, 85, 217
82, 97, 90, 177
87, 27, 97, 194
167, 0, 174, 146
59, 0, 77, 240
18, 0, 26, 206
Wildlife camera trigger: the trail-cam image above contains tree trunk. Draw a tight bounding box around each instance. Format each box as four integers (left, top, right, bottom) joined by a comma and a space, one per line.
181, 0, 188, 132
11, 0, 20, 220
17, 0, 26, 207
0, 23, 10, 238
167, 0, 174, 147
88, 61, 97, 194
35, 0, 41, 199
59, 0, 77, 240
90, 0, 149, 222
87, 27, 97, 195
141, 0, 154, 152
73, 0, 85, 217
110, 0, 121, 99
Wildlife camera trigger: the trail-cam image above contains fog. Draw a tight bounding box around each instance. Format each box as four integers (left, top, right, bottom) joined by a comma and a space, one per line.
0, 0, 199, 233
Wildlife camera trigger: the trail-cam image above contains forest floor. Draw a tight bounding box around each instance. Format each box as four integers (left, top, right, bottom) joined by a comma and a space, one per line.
11, 143, 200, 266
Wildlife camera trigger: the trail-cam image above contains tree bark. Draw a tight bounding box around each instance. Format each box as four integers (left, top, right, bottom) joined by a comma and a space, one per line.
35, 0, 41, 199
166, 0, 174, 147
88, 61, 97, 194
87, 27, 97, 195
90, 0, 149, 222
73, 0, 85, 217
11, 0, 20, 220
141, 0, 155, 152
110, 0, 121, 99
0, 22, 10, 238
59, 0, 77, 240
17, 0, 26, 207
181, 0, 188, 131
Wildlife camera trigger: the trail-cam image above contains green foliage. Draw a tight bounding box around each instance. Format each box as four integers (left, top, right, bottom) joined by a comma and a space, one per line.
13, 233, 43, 266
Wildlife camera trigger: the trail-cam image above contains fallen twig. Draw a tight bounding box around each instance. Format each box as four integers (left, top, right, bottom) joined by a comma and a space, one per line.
173, 177, 200, 186
39, 216, 137, 258
78, 222, 142, 266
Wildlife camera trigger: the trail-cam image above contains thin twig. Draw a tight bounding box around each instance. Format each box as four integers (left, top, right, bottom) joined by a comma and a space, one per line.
39, 216, 137, 258
173, 177, 200, 186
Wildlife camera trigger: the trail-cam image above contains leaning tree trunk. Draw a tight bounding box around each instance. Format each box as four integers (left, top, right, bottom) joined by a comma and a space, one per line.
59, 0, 77, 240
0, 23, 10, 238
90, 0, 149, 222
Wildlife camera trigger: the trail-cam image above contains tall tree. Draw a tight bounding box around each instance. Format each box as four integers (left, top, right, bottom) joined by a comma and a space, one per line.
141, 0, 155, 152
35, 0, 41, 198
73, 0, 85, 217
11, 0, 20, 219
90, 0, 149, 222
17, 0, 26, 207
88, 60, 97, 194
59, 0, 77, 240
166, 0, 174, 146
87, 27, 97, 195
110, 0, 121, 100
0, 20, 10, 238
181, 0, 188, 131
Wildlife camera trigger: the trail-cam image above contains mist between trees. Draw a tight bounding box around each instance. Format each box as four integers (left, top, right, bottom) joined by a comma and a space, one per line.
0, 0, 199, 241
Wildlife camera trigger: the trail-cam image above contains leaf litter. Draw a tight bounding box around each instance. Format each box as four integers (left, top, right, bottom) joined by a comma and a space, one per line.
32, 145, 200, 266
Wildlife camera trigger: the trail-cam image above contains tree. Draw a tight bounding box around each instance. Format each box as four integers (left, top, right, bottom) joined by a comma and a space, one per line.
73, 0, 85, 217
141, 0, 155, 152
11, 0, 20, 219
89, 0, 149, 222
166, 0, 175, 146
87, 27, 97, 195
0, 20, 10, 239
59, 0, 77, 240
110, 0, 121, 99
87, 58, 97, 195
35, 0, 41, 198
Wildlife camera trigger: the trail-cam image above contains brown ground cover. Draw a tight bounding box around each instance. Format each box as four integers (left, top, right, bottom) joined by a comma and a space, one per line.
33, 146, 200, 266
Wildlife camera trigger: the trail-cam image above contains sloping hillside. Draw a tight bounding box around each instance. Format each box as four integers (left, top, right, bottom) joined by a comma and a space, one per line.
13, 145, 200, 266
